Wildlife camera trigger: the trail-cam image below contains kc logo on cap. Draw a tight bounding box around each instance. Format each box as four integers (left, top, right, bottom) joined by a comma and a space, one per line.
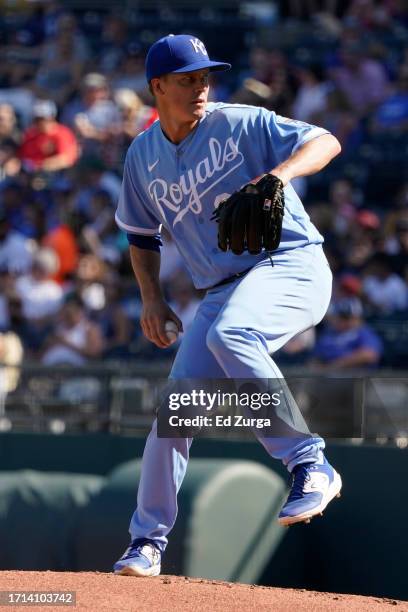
145, 34, 231, 82
190, 38, 208, 56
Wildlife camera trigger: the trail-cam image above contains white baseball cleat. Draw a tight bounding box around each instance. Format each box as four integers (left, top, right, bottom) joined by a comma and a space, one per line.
114, 539, 161, 576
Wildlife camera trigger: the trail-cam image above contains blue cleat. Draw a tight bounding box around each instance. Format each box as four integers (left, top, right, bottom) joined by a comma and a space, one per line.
278, 458, 342, 526
114, 538, 161, 577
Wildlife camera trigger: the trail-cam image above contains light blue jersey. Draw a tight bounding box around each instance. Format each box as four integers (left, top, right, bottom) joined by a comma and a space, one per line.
115, 102, 329, 289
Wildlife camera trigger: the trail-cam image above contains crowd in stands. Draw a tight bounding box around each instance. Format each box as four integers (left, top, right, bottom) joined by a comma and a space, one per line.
0, 0, 407, 373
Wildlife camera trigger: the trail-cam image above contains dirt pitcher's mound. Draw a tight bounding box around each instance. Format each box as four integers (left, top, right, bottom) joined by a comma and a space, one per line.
0, 572, 406, 612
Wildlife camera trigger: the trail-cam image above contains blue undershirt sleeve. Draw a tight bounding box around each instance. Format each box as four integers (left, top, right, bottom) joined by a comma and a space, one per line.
126, 233, 163, 252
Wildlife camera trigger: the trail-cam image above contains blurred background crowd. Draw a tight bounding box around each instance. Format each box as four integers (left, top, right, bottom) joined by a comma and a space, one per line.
0, 0, 407, 378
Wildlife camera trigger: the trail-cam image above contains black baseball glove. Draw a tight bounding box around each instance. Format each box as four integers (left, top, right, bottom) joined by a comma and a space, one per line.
211, 174, 285, 255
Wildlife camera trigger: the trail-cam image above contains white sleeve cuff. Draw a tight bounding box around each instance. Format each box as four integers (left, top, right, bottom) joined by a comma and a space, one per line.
115, 213, 161, 235
292, 128, 331, 152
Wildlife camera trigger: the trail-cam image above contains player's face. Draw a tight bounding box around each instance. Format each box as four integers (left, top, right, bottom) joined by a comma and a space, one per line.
157, 69, 210, 122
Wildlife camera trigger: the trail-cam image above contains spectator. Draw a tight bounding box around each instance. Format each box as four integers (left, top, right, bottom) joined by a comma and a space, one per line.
0, 328, 23, 395
337, 273, 362, 299
311, 297, 383, 369
276, 327, 316, 365
111, 42, 148, 96
70, 73, 121, 162
308, 201, 337, 242
62, 72, 107, 127
41, 1, 65, 40
0, 178, 32, 235
15, 1, 47, 48
26, 212, 79, 286
41, 292, 104, 365
0, 104, 21, 179
386, 214, 408, 277
230, 78, 274, 110
328, 178, 358, 237
89, 279, 132, 359
292, 63, 330, 122
114, 89, 158, 148
0, 103, 20, 145
362, 253, 408, 314
330, 41, 389, 116
19, 99, 78, 172
14, 247, 63, 322
31, 13, 88, 107
81, 188, 125, 265
48, 13, 89, 59
371, 65, 408, 133
74, 253, 108, 311
344, 0, 395, 31
383, 185, 408, 255
72, 155, 121, 220
41, 195, 80, 284
98, 14, 129, 76
308, 183, 358, 274
0, 208, 33, 275
311, 87, 361, 152
233, 47, 293, 114
240, 46, 281, 85
0, 27, 39, 93
345, 210, 382, 271
0, 272, 11, 331
280, 0, 347, 20
13, 247, 63, 354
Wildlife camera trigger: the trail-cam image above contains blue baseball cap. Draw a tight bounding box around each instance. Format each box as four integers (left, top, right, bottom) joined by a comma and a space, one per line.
145, 34, 231, 82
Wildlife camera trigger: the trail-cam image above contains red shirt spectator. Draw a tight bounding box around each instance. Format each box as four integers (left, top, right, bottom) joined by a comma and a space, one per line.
19, 100, 78, 172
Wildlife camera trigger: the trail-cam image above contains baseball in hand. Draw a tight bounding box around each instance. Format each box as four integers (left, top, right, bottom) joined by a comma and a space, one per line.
164, 320, 179, 345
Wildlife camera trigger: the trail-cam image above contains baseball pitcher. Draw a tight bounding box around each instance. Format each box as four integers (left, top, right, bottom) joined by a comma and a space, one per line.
114, 34, 342, 577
